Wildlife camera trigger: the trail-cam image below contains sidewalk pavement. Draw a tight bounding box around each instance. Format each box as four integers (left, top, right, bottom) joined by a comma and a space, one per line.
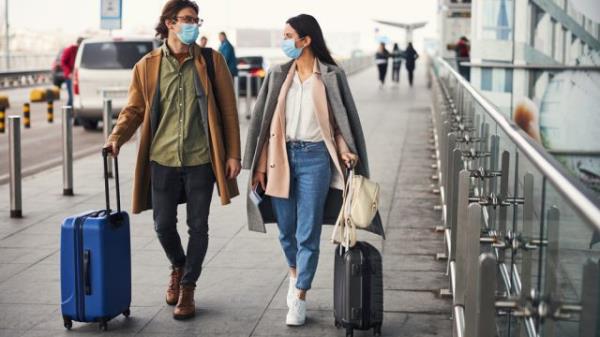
0, 66, 451, 337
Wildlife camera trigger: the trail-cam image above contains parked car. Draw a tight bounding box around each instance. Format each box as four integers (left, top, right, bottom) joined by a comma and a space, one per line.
51, 49, 65, 87
236, 56, 266, 97
73, 36, 160, 130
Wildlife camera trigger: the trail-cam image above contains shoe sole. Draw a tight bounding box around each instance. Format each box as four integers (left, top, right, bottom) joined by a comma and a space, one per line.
173, 312, 195, 320
286, 320, 305, 326
166, 299, 178, 306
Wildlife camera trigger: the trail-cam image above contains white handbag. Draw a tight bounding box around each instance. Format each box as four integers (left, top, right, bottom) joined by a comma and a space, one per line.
331, 169, 380, 248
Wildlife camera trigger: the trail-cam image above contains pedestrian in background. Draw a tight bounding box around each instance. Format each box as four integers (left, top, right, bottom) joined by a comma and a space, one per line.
218, 32, 238, 78
61, 37, 84, 107
391, 43, 403, 85
404, 42, 419, 87
455, 36, 470, 81
103, 0, 241, 321
198, 35, 208, 48
375, 42, 389, 88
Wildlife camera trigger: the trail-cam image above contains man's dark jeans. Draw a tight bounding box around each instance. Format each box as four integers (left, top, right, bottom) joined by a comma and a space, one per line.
150, 161, 215, 286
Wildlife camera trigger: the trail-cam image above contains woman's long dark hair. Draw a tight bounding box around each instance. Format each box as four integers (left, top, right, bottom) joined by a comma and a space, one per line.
286, 14, 337, 66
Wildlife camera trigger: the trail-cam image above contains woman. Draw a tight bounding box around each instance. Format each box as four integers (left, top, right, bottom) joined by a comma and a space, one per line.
391, 43, 403, 84
404, 42, 419, 87
375, 42, 389, 88
242, 14, 384, 326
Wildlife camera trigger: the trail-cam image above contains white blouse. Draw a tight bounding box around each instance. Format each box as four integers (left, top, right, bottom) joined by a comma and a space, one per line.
284, 70, 323, 142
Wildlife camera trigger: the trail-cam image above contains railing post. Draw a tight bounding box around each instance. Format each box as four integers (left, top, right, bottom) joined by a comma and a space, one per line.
542, 206, 560, 337
463, 203, 482, 337
497, 150, 510, 262
580, 259, 600, 337
233, 76, 239, 108
519, 172, 534, 337
62, 106, 74, 196
245, 74, 252, 120
452, 169, 470, 268
8, 116, 22, 218
103, 99, 113, 178
477, 253, 497, 337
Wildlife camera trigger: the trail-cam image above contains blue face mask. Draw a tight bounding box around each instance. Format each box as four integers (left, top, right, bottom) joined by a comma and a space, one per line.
282, 38, 304, 59
176, 23, 199, 45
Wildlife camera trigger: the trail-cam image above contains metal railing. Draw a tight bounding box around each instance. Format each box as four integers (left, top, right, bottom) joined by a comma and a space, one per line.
430, 56, 600, 337
0, 69, 52, 89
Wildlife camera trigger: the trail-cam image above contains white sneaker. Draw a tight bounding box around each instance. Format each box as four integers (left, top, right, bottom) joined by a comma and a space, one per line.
286, 297, 306, 326
287, 277, 297, 308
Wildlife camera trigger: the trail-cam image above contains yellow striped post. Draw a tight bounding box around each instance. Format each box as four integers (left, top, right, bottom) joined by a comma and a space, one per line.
47, 97, 54, 123
0, 107, 5, 133
23, 103, 31, 128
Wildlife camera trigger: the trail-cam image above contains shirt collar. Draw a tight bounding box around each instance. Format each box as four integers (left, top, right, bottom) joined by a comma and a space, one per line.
292, 58, 321, 83
162, 41, 195, 58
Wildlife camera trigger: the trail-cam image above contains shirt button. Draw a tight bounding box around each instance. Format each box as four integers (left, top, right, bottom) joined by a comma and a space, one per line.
270, 164, 275, 168
179, 87, 183, 91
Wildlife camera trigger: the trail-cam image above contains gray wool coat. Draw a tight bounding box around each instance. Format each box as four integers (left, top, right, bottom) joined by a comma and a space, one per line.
242, 59, 385, 238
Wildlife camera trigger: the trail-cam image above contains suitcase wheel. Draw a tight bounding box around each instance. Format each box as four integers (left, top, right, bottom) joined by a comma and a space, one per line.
345, 327, 353, 337
62, 316, 72, 330
99, 320, 108, 331
373, 324, 382, 337
123, 308, 131, 318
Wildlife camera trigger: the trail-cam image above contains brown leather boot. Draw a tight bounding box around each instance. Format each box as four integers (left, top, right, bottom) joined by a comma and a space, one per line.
173, 284, 196, 320
165, 266, 184, 306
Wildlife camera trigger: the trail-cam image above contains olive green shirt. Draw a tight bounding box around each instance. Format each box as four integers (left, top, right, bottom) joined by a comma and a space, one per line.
149, 43, 210, 167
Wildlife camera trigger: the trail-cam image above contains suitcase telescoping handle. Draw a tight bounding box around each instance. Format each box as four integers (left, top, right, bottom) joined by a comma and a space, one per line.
102, 148, 121, 214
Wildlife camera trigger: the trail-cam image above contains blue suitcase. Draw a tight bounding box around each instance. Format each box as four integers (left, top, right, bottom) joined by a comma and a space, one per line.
60, 149, 131, 331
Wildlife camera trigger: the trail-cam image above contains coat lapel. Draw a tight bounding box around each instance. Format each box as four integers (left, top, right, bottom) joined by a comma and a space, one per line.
253, 61, 293, 169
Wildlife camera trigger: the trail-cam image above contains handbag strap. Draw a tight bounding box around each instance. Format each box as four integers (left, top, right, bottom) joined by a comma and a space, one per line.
331, 168, 358, 249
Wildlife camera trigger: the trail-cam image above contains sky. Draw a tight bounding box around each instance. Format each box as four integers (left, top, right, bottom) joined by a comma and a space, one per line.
2, 0, 439, 53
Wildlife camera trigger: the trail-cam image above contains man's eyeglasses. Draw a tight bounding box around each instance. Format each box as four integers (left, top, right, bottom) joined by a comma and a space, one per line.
174, 16, 204, 26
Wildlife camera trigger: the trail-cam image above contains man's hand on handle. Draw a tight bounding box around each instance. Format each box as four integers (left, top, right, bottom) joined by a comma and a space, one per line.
103, 140, 120, 157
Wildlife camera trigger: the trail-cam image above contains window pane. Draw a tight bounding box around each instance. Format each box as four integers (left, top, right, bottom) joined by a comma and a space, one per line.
481, 67, 493, 90
80, 42, 153, 70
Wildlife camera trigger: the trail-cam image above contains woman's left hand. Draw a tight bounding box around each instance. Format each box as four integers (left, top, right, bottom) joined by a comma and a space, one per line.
340, 152, 359, 168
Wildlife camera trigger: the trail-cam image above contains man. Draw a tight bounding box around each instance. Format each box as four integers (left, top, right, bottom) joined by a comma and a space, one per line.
103, 0, 241, 320
198, 35, 208, 48
455, 36, 470, 81
61, 37, 84, 107
217, 32, 238, 77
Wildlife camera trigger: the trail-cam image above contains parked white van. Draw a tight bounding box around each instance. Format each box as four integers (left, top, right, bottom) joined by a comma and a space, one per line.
73, 36, 160, 130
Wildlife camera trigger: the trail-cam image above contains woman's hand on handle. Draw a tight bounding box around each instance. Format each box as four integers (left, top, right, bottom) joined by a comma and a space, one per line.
252, 171, 266, 191
340, 152, 358, 169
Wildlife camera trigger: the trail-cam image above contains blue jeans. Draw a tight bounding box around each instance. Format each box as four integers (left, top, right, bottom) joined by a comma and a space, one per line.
64, 78, 73, 107
271, 141, 332, 291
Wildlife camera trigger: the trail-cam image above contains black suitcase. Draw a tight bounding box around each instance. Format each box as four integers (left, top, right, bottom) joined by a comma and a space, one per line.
334, 241, 384, 337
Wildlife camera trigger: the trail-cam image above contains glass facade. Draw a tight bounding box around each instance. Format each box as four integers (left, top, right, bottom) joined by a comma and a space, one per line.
481, 0, 514, 40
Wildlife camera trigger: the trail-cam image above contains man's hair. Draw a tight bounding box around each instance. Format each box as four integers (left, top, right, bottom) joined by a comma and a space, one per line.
76, 37, 84, 45
154, 0, 199, 40
219, 32, 227, 38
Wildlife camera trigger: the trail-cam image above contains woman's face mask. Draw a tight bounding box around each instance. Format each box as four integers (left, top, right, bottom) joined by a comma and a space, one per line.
282, 37, 304, 59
